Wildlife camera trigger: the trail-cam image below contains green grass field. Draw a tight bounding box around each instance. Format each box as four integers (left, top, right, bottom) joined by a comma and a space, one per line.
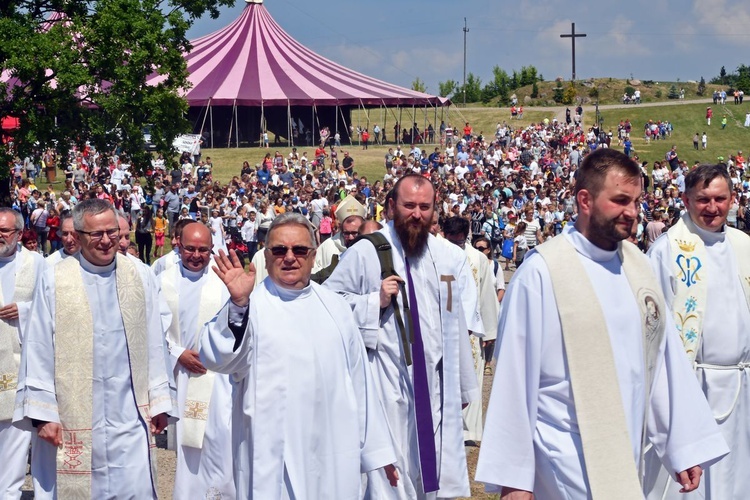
599, 101, 750, 171
201, 100, 749, 186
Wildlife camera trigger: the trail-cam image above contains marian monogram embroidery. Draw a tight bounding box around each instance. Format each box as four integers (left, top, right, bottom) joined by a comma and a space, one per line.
184, 399, 209, 420
676, 253, 702, 288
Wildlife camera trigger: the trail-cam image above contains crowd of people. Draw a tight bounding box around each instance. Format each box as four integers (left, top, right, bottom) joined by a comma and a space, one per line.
2, 99, 750, 499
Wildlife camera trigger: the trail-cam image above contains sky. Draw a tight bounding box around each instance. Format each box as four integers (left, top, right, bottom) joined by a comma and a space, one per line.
186, 0, 750, 96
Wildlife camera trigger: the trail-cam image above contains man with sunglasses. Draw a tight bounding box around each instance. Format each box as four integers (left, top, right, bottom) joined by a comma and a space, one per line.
14, 199, 173, 499
158, 223, 234, 499
0, 207, 46, 498
200, 212, 397, 499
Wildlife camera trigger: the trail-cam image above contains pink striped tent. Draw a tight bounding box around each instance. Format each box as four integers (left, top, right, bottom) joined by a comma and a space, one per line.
153, 0, 448, 146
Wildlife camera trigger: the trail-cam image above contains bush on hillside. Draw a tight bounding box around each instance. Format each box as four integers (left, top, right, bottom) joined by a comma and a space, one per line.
668, 85, 679, 99
563, 83, 576, 105
624, 86, 635, 96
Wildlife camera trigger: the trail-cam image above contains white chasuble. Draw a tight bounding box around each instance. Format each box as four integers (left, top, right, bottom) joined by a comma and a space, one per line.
160, 261, 235, 500
324, 224, 480, 499
13, 254, 173, 500
475, 226, 728, 500
200, 279, 396, 500
646, 216, 750, 500
0, 247, 37, 421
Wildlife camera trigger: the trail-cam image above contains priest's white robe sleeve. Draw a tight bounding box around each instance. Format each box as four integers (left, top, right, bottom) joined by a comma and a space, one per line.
200, 300, 253, 381
13, 268, 59, 426
646, 316, 729, 475
475, 264, 544, 492
337, 299, 397, 472
323, 243, 383, 350
143, 268, 174, 416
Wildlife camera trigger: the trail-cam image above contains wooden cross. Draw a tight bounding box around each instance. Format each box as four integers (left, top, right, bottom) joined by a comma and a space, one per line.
560, 22, 587, 81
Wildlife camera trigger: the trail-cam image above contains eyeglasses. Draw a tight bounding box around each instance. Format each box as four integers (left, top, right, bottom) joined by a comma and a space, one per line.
268, 245, 313, 258
342, 231, 359, 237
77, 228, 119, 241
182, 246, 211, 255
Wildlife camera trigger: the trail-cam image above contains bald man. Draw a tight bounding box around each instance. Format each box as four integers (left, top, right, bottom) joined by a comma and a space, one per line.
158, 223, 234, 499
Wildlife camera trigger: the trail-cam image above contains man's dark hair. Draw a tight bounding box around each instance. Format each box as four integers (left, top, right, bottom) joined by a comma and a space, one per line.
391, 174, 435, 204
574, 148, 641, 200
442, 216, 470, 238
684, 164, 732, 194
173, 218, 193, 239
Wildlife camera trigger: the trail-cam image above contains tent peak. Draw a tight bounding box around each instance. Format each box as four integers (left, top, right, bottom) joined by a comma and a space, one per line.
245, 0, 263, 4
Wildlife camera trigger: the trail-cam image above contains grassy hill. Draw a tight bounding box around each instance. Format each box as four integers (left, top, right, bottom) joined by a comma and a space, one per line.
484, 78, 729, 107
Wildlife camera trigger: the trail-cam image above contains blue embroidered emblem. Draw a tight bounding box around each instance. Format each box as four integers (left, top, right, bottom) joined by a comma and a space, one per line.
684, 328, 698, 341
676, 254, 702, 287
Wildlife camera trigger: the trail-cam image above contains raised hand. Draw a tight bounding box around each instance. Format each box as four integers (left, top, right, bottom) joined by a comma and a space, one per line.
212, 249, 256, 307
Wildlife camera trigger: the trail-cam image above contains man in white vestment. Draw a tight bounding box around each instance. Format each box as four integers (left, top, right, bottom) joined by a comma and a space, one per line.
13, 199, 173, 499
325, 174, 481, 499
475, 148, 728, 500
645, 164, 750, 500
0, 208, 45, 499
45, 211, 79, 266
312, 194, 365, 272
152, 218, 192, 276
160, 223, 234, 499
200, 212, 398, 499
442, 216, 498, 444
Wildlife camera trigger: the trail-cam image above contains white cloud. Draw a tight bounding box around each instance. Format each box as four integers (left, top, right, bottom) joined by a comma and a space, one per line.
607, 16, 651, 56
692, 0, 750, 45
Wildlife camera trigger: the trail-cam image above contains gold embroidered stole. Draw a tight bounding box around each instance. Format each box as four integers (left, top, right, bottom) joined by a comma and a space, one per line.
54, 254, 157, 499
537, 235, 666, 499
668, 214, 750, 363
0, 247, 36, 421
161, 262, 224, 448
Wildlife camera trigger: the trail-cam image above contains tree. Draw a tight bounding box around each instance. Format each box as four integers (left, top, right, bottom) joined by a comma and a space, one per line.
668, 84, 679, 99
697, 77, 706, 96
0, 0, 235, 191
411, 77, 427, 93
562, 83, 576, 105
438, 79, 457, 98
720, 66, 728, 84
553, 80, 564, 103
531, 82, 539, 98
453, 72, 482, 103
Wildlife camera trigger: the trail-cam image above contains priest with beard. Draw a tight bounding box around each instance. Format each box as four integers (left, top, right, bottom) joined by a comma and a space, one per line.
325, 174, 481, 499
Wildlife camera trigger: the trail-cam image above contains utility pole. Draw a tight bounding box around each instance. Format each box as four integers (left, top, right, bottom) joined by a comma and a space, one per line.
463, 17, 469, 105
560, 22, 586, 81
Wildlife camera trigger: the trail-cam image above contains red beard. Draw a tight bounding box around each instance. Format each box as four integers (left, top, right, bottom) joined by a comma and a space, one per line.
393, 213, 430, 258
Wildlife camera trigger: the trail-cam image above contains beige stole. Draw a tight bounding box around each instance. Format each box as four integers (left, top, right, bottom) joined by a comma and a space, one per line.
0, 247, 36, 421
162, 262, 224, 448
668, 214, 750, 363
54, 254, 157, 499
537, 235, 665, 499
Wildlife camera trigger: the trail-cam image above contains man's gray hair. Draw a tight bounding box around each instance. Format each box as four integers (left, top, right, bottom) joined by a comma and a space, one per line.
0, 207, 23, 231
266, 212, 317, 248
72, 199, 117, 231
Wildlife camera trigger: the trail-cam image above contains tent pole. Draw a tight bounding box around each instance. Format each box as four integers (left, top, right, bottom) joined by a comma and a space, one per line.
235, 101, 239, 148
209, 101, 214, 149
338, 106, 347, 144
287, 101, 291, 148
423, 104, 427, 144
261, 102, 265, 147
381, 101, 386, 145
398, 106, 402, 145
434, 104, 438, 145
227, 102, 234, 148
311, 105, 315, 147
335, 104, 339, 136
199, 103, 209, 138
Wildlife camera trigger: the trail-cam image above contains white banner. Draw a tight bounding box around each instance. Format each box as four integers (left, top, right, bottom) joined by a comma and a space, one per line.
172, 134, 201, 154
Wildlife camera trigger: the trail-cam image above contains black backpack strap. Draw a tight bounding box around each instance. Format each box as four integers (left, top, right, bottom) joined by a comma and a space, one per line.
355, 233, 412, 366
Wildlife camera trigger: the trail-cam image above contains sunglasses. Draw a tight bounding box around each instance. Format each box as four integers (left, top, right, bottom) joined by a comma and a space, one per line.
268, 245, 313, 257
475, 246, 490, 252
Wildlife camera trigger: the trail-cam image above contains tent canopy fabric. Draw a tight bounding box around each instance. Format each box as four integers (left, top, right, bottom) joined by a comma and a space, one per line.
148, 0, 446, 107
